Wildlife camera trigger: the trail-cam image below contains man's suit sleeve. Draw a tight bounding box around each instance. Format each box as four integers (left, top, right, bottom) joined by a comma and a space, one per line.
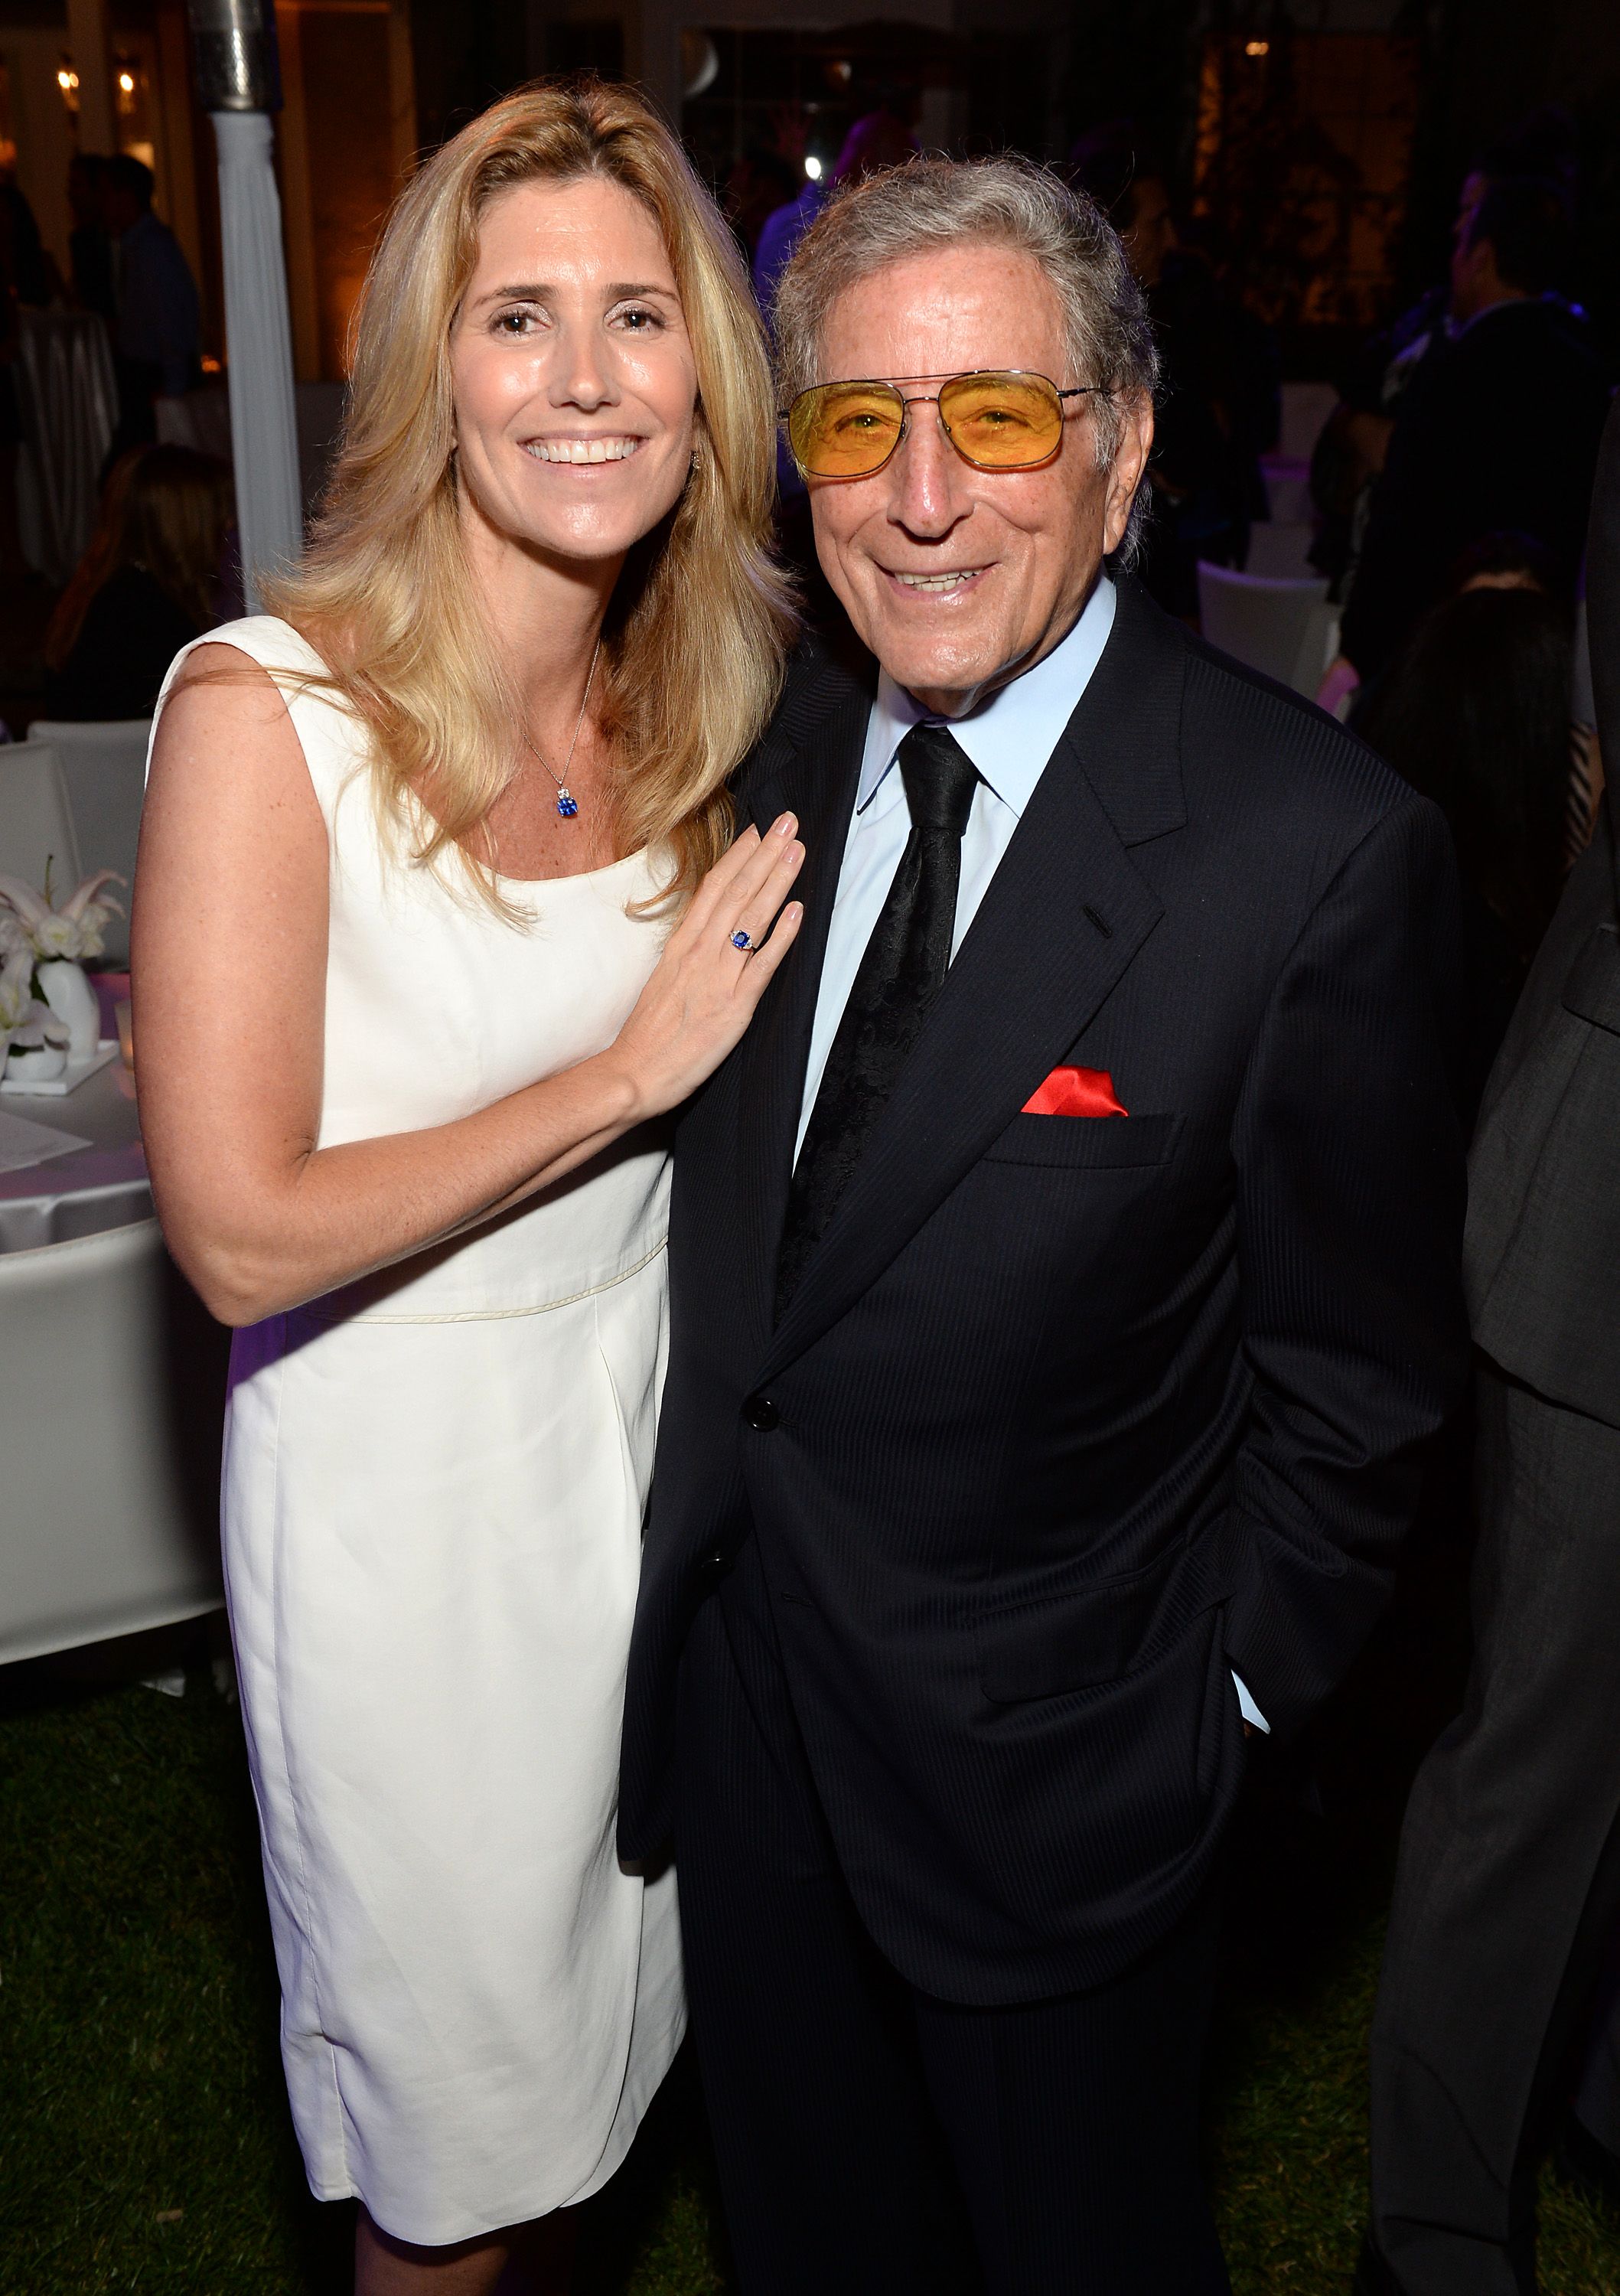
1221, 791, 1470, 1739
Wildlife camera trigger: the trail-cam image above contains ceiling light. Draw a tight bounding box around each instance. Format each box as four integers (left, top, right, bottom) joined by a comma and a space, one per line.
804, 155, 823, 181
1245, 39, 1270, 57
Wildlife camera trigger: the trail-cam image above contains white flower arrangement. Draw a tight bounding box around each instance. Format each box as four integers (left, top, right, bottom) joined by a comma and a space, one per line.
0, 865, 124, 1076
0, 947, 70, 1067
0, 865, 126, 964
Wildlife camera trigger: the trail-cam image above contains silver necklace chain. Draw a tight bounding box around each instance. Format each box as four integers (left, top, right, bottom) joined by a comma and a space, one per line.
520, 637, 601, 821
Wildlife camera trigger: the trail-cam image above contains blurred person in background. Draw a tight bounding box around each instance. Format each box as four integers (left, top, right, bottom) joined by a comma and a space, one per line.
1069, 129, 1275, 618
43, 445, 233, 721
0, 170, 57, 308
1358, 397, 1620, 2296
1312, 106, 1581, 598
0, 171, 57, 598
755, 103, 921, 623
752, 105, 920, 317
1444, 530, 1605, 864
723, 145, 800, 266
0, 182, 25, 585
1357, 565, 1585, 1119
67, 152, 117, 328
1332, 174, 1608, 689
105, 152, 200, 453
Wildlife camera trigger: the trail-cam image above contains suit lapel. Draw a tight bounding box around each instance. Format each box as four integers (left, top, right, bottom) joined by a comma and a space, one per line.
732, 681, 871, 1352
755, 579, 1188, 1382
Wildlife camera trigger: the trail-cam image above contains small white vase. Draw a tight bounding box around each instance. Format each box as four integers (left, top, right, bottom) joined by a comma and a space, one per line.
6, 1040, 68, 1084
35, 959, 99, 1061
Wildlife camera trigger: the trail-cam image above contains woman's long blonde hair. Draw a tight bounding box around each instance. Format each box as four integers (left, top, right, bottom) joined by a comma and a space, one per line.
266, 78, 796, 910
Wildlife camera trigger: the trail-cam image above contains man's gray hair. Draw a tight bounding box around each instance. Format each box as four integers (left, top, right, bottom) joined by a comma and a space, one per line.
773, 153, 1159, 539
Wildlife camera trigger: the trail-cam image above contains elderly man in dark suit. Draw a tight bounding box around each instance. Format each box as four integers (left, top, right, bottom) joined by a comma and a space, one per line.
1360, 408, 1620, 2296
621, 155, 1468, 2295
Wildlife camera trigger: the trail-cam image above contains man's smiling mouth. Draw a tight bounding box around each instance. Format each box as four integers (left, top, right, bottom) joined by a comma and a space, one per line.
886, 567, 989, 595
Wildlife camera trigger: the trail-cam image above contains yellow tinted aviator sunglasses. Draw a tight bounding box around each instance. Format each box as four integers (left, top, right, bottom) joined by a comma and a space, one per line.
783, 369, 1101, 481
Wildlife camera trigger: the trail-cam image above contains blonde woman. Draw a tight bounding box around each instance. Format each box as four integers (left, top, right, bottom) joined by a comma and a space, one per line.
132, 82, 802, 2294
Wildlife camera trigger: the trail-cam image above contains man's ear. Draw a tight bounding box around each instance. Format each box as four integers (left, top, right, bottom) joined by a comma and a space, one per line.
1102, 394, 1155, 557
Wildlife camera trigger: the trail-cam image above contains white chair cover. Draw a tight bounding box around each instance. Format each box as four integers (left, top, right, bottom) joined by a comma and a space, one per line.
11, 309, 118, 586
0, 1218, 226, 1664
1198, 562, 1332, 696
1245, 522, 1317, 580
0, 745, 84, 898
1260, 458, 1315, 524
1293, 600, 1343, 702
0, 1174, 155, 1257
24, 721, 152, 963
1277, 380, 1339, 462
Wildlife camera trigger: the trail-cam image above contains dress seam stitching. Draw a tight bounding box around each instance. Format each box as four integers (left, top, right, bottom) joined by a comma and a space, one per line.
301, 1234, 669, 1325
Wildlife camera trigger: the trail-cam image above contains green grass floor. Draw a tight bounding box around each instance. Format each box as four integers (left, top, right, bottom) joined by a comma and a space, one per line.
5, 1585, 1620, 2294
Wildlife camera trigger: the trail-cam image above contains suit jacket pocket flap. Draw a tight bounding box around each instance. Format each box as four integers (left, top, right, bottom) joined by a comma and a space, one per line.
978, 1529, 1227, 1702
1562, 925, 1620, 1035
981, 1110, 1177, 1170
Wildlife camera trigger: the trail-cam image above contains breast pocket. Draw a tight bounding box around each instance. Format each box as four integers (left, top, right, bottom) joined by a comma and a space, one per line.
979, 1111, 1179, 1170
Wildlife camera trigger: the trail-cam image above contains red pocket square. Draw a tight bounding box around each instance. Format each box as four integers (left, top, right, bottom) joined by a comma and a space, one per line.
1022, 1066, 1128, 1118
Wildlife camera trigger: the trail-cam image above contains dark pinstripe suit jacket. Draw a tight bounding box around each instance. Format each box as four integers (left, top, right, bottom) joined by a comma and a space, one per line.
620, 574, 1470, 2004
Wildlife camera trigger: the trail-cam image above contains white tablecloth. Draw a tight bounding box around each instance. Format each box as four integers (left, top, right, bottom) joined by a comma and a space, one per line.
0, 1064, 148, 1254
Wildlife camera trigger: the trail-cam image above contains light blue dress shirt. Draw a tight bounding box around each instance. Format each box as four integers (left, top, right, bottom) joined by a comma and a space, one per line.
794, 572, 1268, 1733
795, 576, 1118, 1159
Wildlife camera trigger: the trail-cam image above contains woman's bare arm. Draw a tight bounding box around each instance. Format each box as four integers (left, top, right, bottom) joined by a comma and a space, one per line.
132, 647, 803, 1326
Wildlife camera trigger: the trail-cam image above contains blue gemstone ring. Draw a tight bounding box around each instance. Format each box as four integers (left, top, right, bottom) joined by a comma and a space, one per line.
730, 928, 758, 955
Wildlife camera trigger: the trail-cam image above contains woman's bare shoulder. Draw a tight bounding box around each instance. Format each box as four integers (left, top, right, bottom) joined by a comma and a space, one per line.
148, 643, 316, 809
166, 615, 331, 715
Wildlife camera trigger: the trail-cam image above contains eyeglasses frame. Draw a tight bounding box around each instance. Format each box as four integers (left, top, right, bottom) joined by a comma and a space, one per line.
781, 369, 1106, 480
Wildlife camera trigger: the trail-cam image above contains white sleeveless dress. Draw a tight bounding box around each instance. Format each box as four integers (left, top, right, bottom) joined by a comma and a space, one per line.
154, 617, 684, 2245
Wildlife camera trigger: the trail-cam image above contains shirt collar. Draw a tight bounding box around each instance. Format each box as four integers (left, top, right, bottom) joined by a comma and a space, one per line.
857, 573, 1117, 817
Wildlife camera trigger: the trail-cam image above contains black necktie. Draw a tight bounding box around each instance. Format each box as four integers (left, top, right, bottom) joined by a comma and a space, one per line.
776, 722, 980, 1317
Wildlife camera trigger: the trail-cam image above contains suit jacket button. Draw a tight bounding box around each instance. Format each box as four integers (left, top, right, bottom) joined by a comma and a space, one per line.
697, 1548, 733, 1587
743, 1394, 780, 1432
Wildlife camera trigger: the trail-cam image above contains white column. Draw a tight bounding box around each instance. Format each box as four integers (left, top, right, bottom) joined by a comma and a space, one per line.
210, 109, 302, 608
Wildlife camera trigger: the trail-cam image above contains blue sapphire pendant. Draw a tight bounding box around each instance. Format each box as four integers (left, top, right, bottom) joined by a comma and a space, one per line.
556, 789, 579, 820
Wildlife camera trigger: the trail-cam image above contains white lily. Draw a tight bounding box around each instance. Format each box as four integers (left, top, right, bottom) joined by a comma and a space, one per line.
0, 874, 51, 932
7, 1013, 70, 1051
0, 947, 34, 1032
61, 868, 123, 920
0, 868, 127, 964
0, 947, 67, 1068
